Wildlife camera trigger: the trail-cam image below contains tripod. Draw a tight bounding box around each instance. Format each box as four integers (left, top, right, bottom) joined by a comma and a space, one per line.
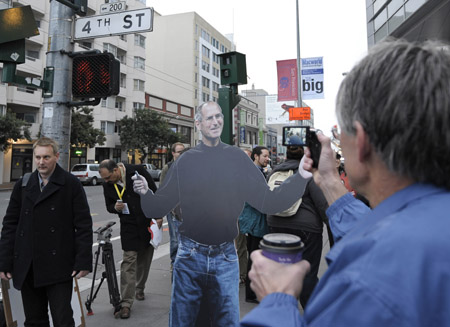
85, 221, 121, 317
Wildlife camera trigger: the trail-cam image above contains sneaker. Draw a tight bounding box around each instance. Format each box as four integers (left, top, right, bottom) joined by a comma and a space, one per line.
120, 306, 131, 319
135, 292, 145, 301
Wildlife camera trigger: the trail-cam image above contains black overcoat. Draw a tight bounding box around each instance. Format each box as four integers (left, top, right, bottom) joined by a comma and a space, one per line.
0, 164, 93, 290
101, 164, 157, 251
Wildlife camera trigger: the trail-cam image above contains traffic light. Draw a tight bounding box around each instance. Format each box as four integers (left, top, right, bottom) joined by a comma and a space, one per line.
218, 51, 247, 86
72, 52, 120, 98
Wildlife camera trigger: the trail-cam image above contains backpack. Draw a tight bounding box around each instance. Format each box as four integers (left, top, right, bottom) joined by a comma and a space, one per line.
267, 170, 302, 217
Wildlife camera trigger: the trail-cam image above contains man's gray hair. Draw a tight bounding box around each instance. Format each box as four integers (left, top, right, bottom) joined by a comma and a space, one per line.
195, 101, 222, 122
336, 38, 450, 189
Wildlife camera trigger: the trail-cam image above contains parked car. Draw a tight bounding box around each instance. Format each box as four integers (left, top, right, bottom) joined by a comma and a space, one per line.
141, 163, 161, 181
71, 164, 103, 186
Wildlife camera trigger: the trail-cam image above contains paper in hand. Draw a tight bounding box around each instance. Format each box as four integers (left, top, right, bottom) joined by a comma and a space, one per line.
148, 219, 162, 249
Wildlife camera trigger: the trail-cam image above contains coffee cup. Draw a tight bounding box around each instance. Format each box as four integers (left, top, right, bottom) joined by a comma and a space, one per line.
259, 233, 304, 264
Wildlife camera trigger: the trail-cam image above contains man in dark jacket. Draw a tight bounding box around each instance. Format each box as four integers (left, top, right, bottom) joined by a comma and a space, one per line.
0, 137, 93, 326
267, 145, 328, 308
99, 160, 160, 319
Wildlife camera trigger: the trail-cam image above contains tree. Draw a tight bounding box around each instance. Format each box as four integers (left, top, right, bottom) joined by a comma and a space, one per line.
119, 109, 184, 163
70, 107, 106, 148
0, 112, 32, 152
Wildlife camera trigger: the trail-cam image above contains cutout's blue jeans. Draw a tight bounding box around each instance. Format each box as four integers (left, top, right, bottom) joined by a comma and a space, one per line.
167, 212, 181, 265
169, 235, 239, 327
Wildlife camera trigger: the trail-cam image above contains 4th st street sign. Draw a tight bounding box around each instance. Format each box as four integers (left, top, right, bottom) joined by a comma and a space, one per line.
74, 7, 153, 40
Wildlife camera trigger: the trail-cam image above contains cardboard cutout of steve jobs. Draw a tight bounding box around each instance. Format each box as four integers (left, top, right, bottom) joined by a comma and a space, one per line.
133, 101, 310, 327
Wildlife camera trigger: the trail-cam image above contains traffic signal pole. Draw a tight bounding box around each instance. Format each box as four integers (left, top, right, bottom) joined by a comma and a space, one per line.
218, 85, 240, 145
41, 1, 75, 171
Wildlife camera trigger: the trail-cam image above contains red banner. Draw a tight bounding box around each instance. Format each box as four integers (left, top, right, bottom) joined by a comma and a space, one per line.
277, 59, 298, 102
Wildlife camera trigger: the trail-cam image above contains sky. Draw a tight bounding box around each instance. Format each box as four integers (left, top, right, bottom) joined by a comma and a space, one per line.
147, 0, 368, 134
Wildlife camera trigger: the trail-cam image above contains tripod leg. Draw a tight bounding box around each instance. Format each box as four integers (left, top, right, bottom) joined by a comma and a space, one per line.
85, 247, 102, 315
102, 242, 122, 317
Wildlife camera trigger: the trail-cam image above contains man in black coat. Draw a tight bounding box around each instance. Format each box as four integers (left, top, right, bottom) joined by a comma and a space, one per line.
0, 137, 93, 326
99, 160, 161, 319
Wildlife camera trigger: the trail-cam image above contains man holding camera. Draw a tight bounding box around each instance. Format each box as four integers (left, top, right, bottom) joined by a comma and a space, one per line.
0, 137, 93, 326
99, 160, 160, 319
241, 39, 450, 326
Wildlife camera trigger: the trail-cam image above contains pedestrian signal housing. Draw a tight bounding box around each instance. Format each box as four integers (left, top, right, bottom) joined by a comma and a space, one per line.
72, 52, 120, 98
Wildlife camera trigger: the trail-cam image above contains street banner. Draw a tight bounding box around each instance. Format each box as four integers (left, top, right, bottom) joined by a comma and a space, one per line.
277, 59, 298, 102
265, 95, 297, 125
301, 56, 324, 100
276, 57, 324, 101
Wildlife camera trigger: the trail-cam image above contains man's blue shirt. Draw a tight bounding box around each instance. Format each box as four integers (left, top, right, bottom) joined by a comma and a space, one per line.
241, 184, 450, 326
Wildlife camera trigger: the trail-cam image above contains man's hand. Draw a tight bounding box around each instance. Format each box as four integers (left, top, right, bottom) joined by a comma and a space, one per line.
132, 174, 149, 195
0, 271, 12, 281
303, 132, 341, 187
72, 270, 89, 279
114, 200, 125, 212
248, 250, 310, 301
303, 132, 349, 205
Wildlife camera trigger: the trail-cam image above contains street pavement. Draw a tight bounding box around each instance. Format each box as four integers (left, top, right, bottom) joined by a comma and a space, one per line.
0, 181, 332, 326
79, 229, 331, 326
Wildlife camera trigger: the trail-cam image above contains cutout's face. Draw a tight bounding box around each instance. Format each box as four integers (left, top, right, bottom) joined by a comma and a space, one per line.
196, 104, 224, 142
34, 145, 59, 178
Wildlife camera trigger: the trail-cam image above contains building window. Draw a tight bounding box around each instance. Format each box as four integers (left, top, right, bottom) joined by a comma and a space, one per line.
195, 56, 198, 66
202, 76, 210, 88
201, 29, 210, 42
134, 56, 145, 70
134, 34, 146, 48
118, 53, 126, 65
212, 53, 219, 64
80, 41, 92, 50
405, 0, 426, 18
221, 44, 225, 52
202, 92, 210, 102
120, 73, 126, 88
101, 121, 115, 135
202, 45, 210, 58
202, 60, 210, 72
213, 67, 220, 78
15, 112, 36, 123
180, 126, 191, 143
113, 148, 121, 161
119, 34, 127, 41
115, 100, 124, 111
212, 82, 219, 92
195, 73, 198, 82
374, 8, 387, 31
103, 43, 117, 57
133, 102, 145, 110
195, 89, 198, 99
133, 79, 145, 91
26, 50, 39, 61
101, 99, 107, 107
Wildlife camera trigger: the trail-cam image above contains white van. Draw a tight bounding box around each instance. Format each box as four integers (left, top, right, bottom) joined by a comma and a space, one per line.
71, 164, 103, 186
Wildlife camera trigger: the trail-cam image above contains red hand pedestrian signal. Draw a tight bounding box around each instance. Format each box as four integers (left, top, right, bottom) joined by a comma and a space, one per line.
72, 52, 120, 98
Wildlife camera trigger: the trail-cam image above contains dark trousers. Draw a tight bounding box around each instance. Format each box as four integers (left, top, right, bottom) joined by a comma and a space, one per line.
269, 226, 322, 308
245, 234, 263, 300
21, 267, 74, 327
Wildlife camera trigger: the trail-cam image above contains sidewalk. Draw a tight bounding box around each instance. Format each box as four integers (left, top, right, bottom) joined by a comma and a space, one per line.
79, 243, 264, 327
79, 231, 331, 326
0, 182, 14, 192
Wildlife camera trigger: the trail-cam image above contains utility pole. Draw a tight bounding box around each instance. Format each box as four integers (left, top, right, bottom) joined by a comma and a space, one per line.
296, 0, 303, 125
41, 1, 75, 171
